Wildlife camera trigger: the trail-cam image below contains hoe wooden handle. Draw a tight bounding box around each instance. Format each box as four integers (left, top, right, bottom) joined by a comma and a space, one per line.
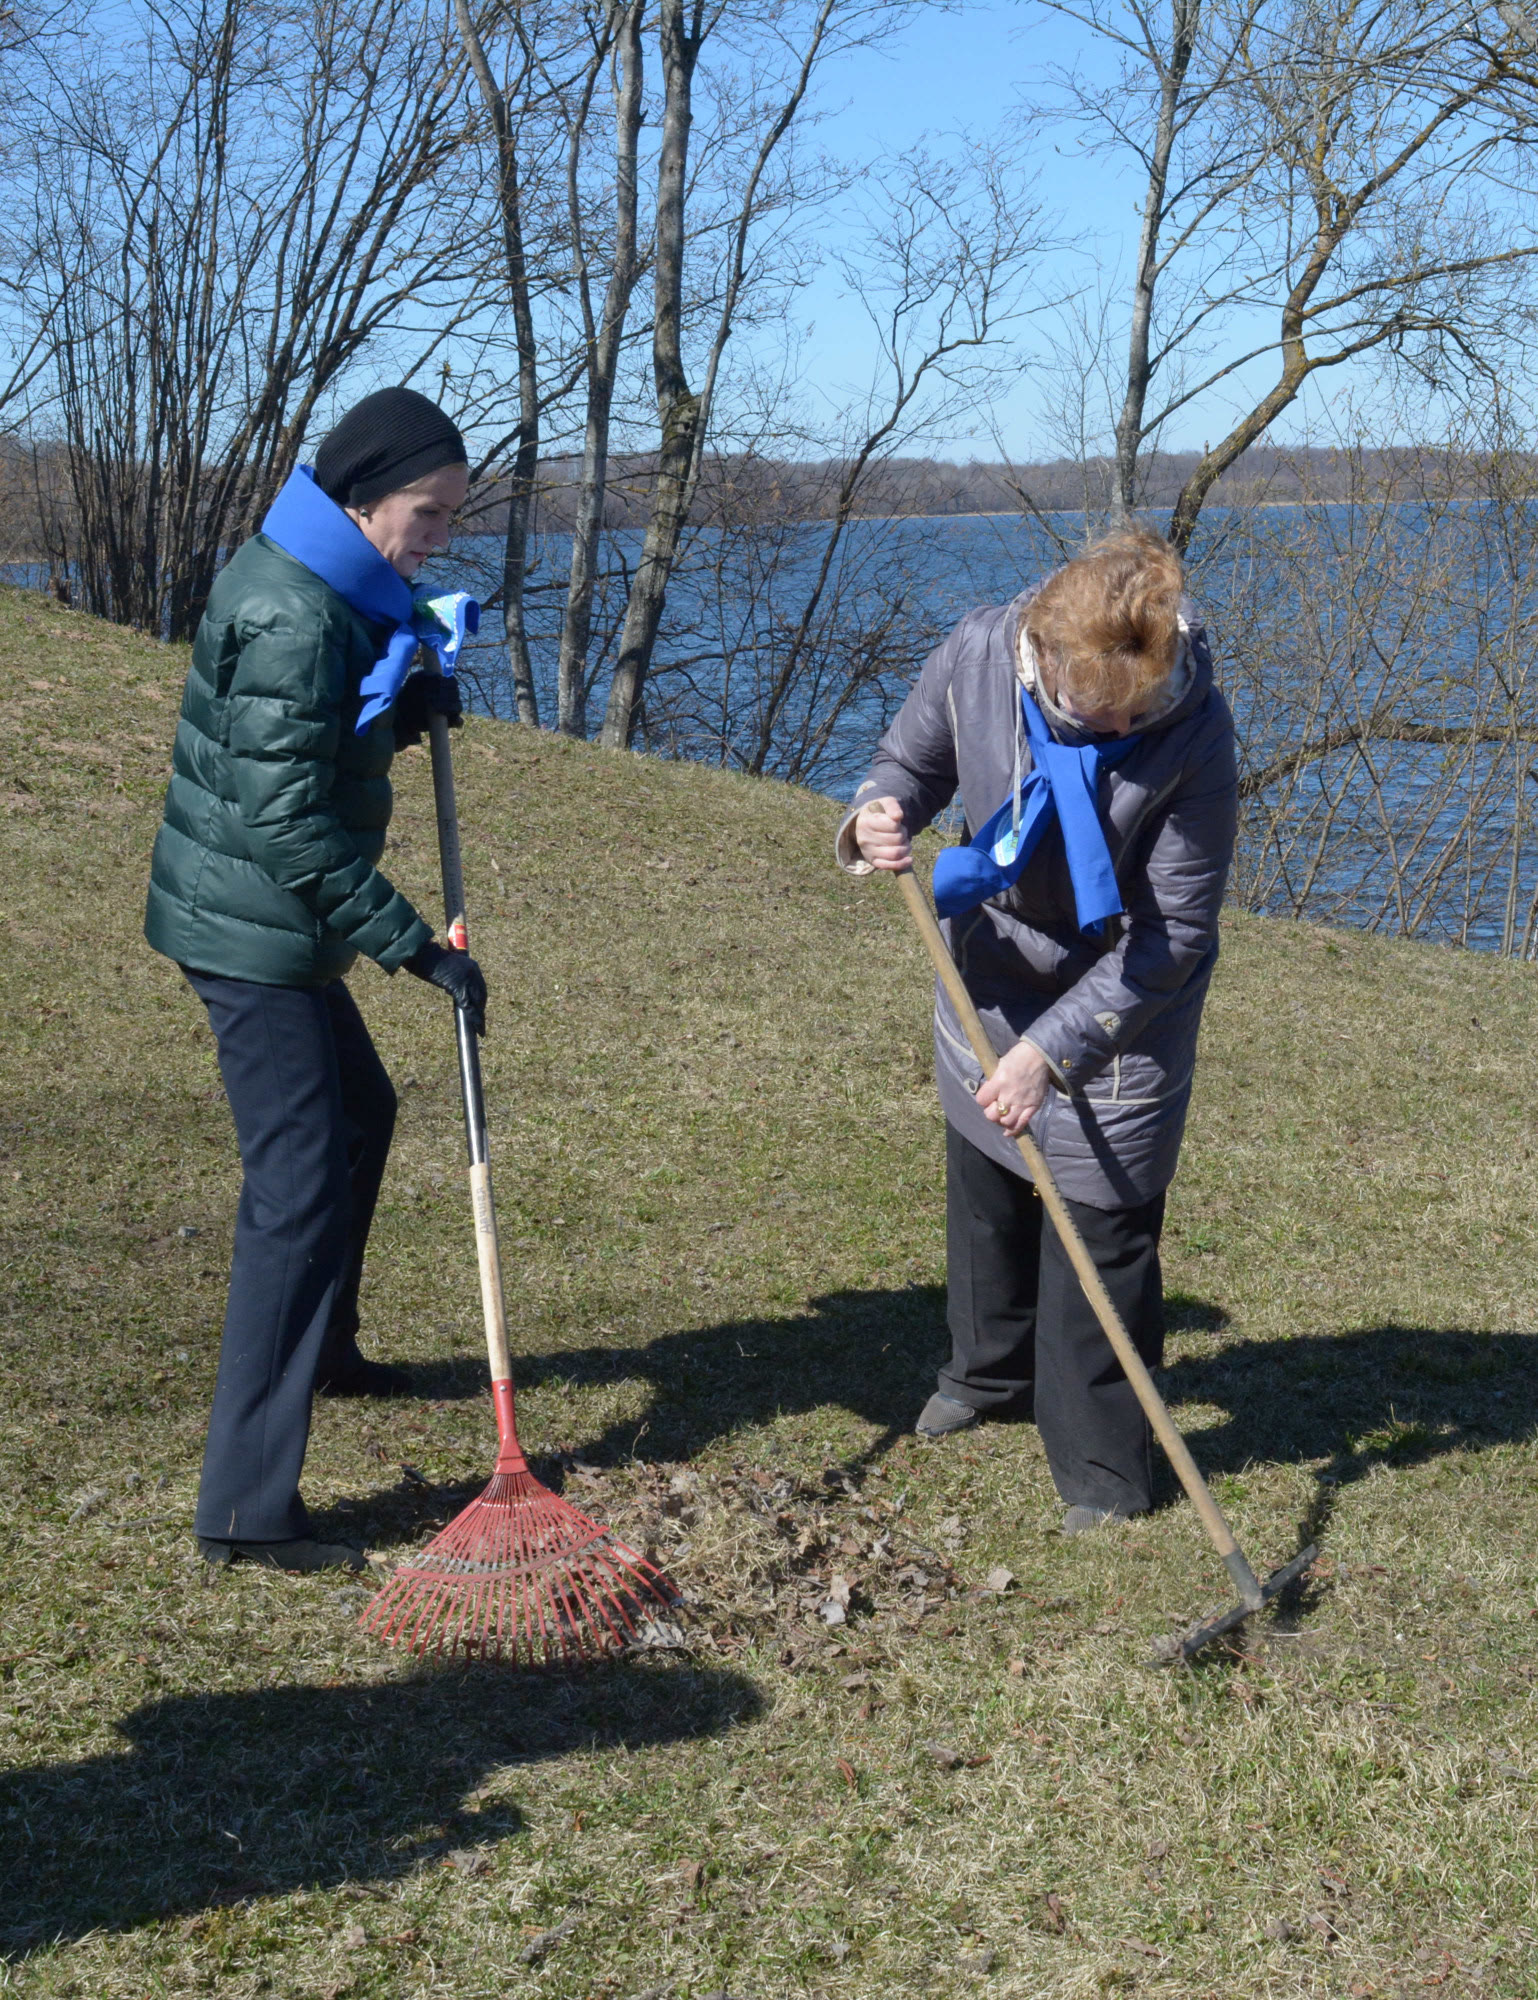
895, 868, 1262, 1607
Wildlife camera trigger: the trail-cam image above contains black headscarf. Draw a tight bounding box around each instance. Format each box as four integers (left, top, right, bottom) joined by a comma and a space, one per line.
314, 388, 467, 509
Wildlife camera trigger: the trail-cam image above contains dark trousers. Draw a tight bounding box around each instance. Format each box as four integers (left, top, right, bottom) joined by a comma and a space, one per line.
184, 971, 397, 1542
941, 1124, 1166, 1515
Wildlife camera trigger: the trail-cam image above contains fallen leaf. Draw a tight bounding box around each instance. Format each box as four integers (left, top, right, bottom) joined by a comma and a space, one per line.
342, 1922, 367, 1950
627, 1617, 688, 1651
1043, 1891, 1066, 1933
679, 1859, 705, 1891
819, 1573, 852, 1626
835, 1757, 857, 1789
519, 1913, 581, 1965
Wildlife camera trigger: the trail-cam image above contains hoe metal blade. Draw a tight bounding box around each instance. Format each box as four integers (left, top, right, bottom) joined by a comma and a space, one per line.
1151, 1544, 1319, 1664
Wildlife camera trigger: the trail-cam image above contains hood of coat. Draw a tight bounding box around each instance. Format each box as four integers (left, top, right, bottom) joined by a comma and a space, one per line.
1005, 586, 1215, 749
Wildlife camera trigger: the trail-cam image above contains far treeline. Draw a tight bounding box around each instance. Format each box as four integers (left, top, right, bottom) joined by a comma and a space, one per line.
6, 0, 1538, 951
445, 446, 1538, 531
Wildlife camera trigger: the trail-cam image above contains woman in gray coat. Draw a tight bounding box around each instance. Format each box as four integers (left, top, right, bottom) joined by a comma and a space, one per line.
838, 529, 1236, 1530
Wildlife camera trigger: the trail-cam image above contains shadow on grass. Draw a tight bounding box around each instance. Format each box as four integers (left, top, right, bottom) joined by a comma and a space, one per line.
352, 1297, 1538, 1536
519, 1283, 954, 1473
1162, 1321, 1538, 1488
490, 1294, 1538, 1481
0, 1659, 761, 1955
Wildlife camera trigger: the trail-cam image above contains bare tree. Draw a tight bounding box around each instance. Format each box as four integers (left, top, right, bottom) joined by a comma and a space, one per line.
735, 141, 1050, 776
597, 0, 908, 750
624, 136, 1051, 784
454, 0, 552, 727
555, 0, 645, 738
1035, 0, 1538, 551
1211, 429, 1538, 951
11, 0, 479, 637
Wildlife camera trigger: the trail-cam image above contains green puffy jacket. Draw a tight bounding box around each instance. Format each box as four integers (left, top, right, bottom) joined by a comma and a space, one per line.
144, 533, 434, 987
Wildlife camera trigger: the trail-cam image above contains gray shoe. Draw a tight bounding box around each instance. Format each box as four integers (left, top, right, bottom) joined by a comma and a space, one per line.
915, 1393, 979, 1438
1060, 1505, 1128, 1535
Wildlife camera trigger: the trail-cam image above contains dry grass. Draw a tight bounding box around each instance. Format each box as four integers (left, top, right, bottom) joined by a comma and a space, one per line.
1, 581, 1536, 1998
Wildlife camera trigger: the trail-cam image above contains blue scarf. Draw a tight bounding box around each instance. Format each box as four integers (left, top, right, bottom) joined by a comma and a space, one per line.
931, 688, 1140, 929
261, 465, 479, 734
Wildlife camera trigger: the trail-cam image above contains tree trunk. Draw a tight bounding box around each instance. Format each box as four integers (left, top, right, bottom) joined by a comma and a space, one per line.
455, 0, 541, 726
557, 0, 643, 738
1113, 0, 1199, 521
599, 0, 703, 750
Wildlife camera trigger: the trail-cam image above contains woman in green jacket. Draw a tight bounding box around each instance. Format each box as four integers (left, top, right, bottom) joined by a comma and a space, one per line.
145, 388, 487, 1574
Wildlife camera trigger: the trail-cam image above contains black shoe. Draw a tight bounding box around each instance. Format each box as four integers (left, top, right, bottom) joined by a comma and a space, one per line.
199, 1535, 367, 1573
915, 1393, 979, 1438
314, 1355, 409, 1398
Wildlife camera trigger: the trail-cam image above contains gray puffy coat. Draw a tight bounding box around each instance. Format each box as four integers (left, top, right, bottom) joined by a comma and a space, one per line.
837, 589, 1237, 1209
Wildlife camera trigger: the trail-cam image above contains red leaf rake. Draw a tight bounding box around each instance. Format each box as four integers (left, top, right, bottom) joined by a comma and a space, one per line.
360, 693, 679, 1662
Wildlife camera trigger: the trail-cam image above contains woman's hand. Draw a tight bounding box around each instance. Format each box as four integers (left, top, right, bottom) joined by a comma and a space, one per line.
976, 1038, 1051, 1138
854, 796, 912, 872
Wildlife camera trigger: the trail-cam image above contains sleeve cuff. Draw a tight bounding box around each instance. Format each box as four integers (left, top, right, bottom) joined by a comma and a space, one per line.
1020, 1033, 1072, 1092
378, 914, 435, 974
835, 806, 874, 875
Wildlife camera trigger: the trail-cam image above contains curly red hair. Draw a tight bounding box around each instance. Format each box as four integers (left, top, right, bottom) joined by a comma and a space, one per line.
1023, 528, 1184, 711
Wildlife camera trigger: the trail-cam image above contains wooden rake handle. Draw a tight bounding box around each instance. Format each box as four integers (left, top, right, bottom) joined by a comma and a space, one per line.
427, 706, 522, 1468
894, 868, 1263, 1608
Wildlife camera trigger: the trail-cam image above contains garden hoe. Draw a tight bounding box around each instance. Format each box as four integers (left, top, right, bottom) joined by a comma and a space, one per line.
361, 686, 679, 1664
890, 866, 1316, 1664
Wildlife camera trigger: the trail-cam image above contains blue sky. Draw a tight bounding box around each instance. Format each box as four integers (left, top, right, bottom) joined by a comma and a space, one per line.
769, 0, 1396, 464
780, 1, 1146, 461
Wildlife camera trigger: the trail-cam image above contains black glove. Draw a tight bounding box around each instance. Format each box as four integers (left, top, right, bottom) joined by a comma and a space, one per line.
392, 672, 463, 750
405, 940, 487, 1036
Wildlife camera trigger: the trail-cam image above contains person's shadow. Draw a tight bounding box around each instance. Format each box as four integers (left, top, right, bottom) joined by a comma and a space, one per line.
507, 1283, 954, 1472
0, 1662, 761, 1955
340, 1288, 1538, 1516
1157, 1319, 1538, 1523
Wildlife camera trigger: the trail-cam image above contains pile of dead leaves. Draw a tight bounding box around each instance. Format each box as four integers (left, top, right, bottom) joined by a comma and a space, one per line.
549, 1456, 1020, 1656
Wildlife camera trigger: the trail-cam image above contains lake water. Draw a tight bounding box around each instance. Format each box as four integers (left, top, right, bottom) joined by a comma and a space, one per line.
15, 502, 1537, 953
441, 506, 1538, 956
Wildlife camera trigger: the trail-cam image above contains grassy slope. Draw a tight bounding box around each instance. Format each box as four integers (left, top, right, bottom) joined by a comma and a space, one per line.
0, 582, 1535, 2000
